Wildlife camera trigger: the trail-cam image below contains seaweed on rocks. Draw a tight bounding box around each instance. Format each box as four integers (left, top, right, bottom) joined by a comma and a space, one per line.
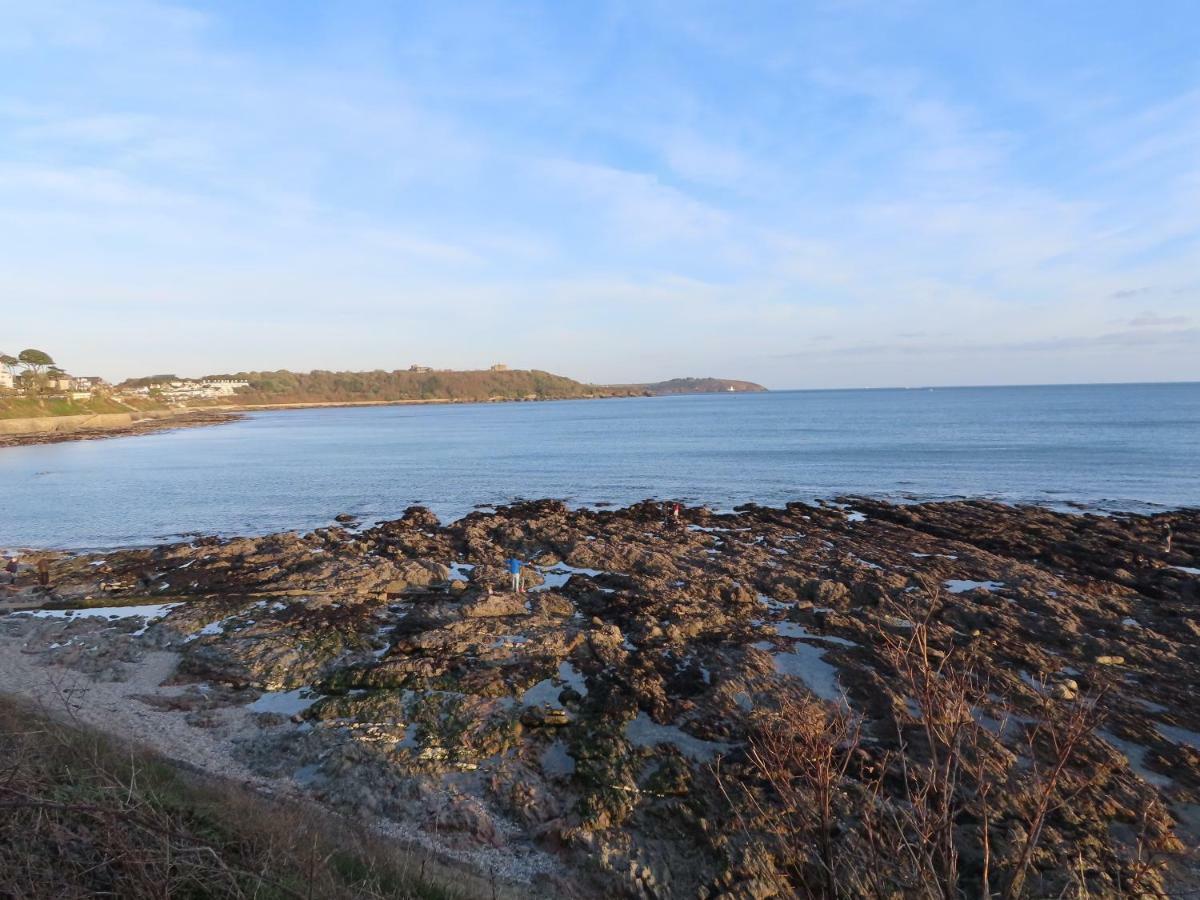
4, 498, 1199, 897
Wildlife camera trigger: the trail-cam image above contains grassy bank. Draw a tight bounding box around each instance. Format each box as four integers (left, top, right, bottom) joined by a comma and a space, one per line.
0, 695, 460, 899
0, 395, 165, 419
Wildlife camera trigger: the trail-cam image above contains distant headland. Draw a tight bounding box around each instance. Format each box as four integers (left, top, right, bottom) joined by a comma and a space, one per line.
0, 347, 765, 446
152, 367, 767, 406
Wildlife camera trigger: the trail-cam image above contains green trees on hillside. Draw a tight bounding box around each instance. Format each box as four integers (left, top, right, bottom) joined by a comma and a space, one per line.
182, 368, 631, 405
0, 348, 57, 393
119, 375, 178, 389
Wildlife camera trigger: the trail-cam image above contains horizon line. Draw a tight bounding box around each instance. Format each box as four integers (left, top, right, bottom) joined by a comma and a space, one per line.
765, 378, 1200, 392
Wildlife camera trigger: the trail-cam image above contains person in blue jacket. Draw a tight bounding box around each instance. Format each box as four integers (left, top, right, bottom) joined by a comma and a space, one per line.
508, 557, 523, 593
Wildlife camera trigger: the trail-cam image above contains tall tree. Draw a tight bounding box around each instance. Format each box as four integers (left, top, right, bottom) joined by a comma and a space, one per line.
16, 349, 56, 395
18, 349, 54, 375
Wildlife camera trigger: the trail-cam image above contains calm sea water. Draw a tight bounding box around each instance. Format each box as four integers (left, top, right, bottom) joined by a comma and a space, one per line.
2, 383, 1197, 549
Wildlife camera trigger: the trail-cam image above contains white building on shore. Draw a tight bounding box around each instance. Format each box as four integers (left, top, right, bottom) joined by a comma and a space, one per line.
71, 376, 108, 393
155, 379, 250, 402
202, 379, 250, 396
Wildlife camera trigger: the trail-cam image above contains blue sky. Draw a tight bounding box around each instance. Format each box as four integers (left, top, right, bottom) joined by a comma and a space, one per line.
1, 1, 1197, 388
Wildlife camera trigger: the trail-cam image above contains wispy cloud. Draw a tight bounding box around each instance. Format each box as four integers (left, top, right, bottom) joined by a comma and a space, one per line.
538, 158, 730, 245
1126, 312, 1191, 329
0, 0, 1198, 386
1110, 287, 1155, 300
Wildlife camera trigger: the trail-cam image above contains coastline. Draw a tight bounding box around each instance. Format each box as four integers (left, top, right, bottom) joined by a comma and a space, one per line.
0, 408, 244, 449
0, 646, 561, 898
2, 497, 1198, 895
0, 392, 643, 449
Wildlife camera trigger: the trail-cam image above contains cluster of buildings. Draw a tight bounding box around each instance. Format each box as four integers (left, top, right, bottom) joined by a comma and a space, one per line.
122, 379, 250, 403
0, 370, 251, 404
0, 371, 109, 399
62, 375, 108, 394
4, 362, 519, 402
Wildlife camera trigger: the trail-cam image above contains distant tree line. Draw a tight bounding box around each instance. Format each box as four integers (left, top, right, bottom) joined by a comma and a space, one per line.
119, 374, 179, 389
634, 377, 766, 395
170, 368, 642, 405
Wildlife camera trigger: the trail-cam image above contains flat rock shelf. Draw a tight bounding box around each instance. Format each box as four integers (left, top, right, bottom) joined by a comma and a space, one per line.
2, 497, 1199, 897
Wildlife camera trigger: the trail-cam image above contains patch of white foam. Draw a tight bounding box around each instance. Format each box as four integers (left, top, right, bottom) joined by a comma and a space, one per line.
1172, 566, 1200, 576
944, 579, 1004, 594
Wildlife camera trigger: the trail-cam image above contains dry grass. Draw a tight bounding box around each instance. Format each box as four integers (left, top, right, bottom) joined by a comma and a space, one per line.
0, 694, 462, 900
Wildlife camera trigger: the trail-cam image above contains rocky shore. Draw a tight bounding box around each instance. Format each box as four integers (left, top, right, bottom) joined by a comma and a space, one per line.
0, 408, 242, 448
2, 498, 1199, 897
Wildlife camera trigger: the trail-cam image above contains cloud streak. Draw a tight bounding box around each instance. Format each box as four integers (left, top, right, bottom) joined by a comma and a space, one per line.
0, 0, 1198, 387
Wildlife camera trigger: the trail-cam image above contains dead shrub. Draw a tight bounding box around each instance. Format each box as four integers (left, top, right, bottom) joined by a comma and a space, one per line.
715, 583, 1116, 899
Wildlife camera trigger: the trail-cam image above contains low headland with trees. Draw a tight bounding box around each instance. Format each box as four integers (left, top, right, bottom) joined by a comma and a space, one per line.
0, 349, 765, 443
166, 368, 765, 407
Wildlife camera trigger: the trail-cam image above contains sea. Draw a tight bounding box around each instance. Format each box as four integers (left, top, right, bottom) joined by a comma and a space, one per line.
2, 382, 1197, 549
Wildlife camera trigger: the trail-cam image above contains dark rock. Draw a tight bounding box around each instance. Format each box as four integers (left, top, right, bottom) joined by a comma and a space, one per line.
24, 496, 1200, 899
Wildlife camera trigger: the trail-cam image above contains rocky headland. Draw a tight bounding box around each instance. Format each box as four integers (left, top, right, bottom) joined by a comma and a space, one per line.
2, 499, 1198, 897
